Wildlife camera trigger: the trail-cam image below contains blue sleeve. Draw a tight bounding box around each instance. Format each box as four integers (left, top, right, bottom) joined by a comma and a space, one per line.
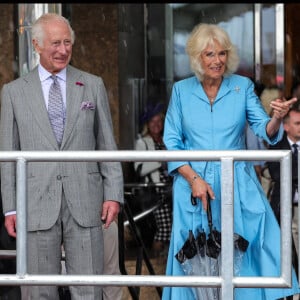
246, 79, 283, 145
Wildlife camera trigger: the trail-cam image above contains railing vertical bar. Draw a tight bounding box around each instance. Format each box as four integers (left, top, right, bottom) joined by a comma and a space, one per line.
16, 157, 27, 276
281, 152, 292, 284
221, 157, 234, 300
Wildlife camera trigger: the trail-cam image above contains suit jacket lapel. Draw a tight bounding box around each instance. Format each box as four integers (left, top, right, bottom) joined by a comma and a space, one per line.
24, 67, 58, 148
61, 66, 84, 148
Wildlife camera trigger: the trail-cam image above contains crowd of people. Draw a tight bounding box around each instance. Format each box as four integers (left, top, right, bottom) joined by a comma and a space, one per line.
0, 11, 300, 300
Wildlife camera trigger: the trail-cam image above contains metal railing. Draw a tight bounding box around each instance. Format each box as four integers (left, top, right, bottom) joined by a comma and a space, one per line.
0, 149, 295, 300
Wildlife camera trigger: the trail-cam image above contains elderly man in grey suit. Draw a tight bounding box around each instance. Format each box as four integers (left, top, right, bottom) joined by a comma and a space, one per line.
0, 13, 123, 300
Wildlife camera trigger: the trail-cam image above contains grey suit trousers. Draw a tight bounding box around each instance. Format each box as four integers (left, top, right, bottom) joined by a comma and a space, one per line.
25, 190, 103, 300
102, 221, 122, 300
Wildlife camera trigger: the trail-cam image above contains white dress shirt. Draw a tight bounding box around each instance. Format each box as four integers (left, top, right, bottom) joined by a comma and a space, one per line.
38, 64, 67, 110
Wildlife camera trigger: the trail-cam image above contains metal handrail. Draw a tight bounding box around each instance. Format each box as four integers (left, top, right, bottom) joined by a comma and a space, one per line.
0, 149, 294, 300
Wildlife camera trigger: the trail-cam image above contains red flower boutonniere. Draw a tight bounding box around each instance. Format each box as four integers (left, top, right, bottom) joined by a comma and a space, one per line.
76, 81, 84, 86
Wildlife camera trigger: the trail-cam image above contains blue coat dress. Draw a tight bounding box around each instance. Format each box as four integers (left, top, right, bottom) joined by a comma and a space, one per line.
162, 74, 300, 300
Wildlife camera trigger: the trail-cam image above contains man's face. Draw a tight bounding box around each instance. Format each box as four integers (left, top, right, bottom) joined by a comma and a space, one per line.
284, 111, 300, 142
33, 20, 72, 74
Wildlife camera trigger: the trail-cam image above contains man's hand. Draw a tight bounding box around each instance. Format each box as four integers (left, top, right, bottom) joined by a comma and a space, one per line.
5, 214, 17, 238
101, 200, 120, 229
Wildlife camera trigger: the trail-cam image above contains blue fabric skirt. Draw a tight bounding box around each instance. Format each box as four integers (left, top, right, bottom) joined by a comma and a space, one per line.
162, 162, 300, 300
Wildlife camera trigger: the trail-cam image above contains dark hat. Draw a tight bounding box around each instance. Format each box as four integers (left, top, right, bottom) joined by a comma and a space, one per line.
139, 102, 165, 125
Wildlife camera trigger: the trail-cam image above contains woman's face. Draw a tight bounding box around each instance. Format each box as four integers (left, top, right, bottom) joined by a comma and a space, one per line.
147, 114, 163, 136
200, 40, 227, 80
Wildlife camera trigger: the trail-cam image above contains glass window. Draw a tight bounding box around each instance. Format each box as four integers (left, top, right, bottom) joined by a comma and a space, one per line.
167, 3, 283, 89
169, 3, 255, 81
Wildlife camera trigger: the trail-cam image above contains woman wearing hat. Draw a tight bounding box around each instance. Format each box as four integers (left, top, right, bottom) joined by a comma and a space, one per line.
134, 102, 172, 256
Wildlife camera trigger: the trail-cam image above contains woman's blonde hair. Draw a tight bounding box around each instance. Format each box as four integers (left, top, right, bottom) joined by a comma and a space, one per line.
186, 23, 240, 81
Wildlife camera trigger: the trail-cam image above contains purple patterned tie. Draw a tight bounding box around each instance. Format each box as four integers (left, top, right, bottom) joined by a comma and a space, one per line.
48, 75, 64, 145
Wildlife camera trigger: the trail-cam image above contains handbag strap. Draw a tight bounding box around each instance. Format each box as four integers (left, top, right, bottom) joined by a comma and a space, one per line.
141, 138, 148, 150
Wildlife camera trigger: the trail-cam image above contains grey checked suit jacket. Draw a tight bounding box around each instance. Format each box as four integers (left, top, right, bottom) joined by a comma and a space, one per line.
0, 65, 124, 231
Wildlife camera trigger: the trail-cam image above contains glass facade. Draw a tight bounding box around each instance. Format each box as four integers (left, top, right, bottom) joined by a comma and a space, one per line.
168, 3, 282, 89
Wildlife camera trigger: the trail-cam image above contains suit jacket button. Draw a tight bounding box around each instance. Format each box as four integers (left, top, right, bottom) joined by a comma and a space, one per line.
57, 175, 62, 180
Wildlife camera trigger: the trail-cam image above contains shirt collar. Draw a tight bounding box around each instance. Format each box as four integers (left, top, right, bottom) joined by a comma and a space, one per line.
287, 136, 300, 148
38, 64, 67, 82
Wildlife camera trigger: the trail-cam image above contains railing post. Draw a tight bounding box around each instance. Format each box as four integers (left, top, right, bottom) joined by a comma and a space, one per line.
221, 157, 234, 299
280, 151, 292, 285
16, 157, 27, 276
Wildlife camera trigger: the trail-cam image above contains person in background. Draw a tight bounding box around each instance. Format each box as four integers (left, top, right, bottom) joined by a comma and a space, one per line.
134, 102, 172, 256
162, 23, 298, 300
260, 73, 284, 116
0, 13, 123, 299
268, 104, 300, 222
267, 103, 300, 300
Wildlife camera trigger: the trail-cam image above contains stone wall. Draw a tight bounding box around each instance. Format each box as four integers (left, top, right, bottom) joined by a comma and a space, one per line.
70, 4, 120, 143
0, 4, 15, 88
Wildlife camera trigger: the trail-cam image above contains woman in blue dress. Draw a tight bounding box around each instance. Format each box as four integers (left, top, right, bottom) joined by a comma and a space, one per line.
162, 23, 299, 300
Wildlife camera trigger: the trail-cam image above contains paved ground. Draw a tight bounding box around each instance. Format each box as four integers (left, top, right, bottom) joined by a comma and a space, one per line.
121, 254, 166, 300
120, 226, 167, 300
